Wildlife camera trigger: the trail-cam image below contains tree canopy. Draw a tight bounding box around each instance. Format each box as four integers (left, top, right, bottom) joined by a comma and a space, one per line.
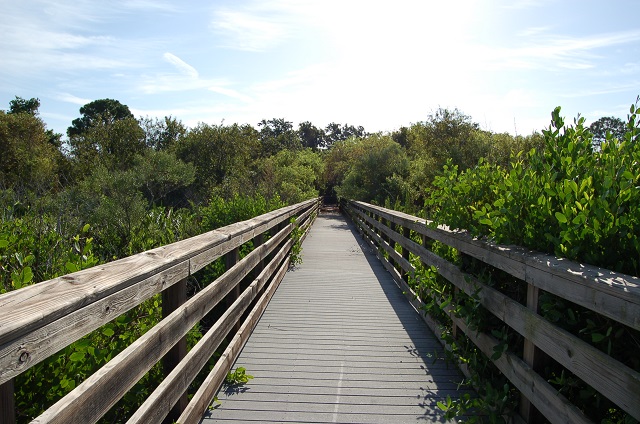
67, 98, 134, 137
588, 116, 626, 149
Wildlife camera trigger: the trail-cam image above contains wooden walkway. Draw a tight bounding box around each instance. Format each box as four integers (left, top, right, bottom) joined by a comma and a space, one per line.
202, 212, 469, 423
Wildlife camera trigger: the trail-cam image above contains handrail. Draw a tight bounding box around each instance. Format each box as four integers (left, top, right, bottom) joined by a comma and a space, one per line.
0, 198, 320, 424
343, 200, 640, 424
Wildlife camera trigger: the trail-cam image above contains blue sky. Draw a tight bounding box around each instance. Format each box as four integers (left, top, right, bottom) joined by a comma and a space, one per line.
1, 0, 639, 138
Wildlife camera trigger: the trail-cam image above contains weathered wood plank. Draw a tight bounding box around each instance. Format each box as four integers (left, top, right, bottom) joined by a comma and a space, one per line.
203, 213, 465, 423
0, 261, 189, 385
179, 252, 292, 424
127, 239, 293, 424
0, 378, 14, 424
0, 199, 316, 350
161, 278, 188, 422
348, 201, 640, 422
31, 222, 294, 424
350, 201, 640, 330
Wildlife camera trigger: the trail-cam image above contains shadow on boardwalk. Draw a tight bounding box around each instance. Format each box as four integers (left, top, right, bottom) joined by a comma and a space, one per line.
202, 211, 472, 424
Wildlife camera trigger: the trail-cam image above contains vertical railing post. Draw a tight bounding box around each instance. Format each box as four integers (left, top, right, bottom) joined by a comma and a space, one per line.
162, 279, 188, 422
225, 247, 241, 332
388, 220, 397, 271
520, 283, 542, 422
1, 378, 15, 424
401, 226, 411, 283
253, 234, 264, 275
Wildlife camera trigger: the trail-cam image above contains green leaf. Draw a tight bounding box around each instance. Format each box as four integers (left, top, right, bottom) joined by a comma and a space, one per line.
555, 212, 567, 223
591, 333, 605, 343
65, 262, 79, 273
69, 352, 85, 362
0, 239, 8, 248
102, 327, 115, 337
437, 401, 448, 411
22, 267, 33, 284
479, 218, 492, 226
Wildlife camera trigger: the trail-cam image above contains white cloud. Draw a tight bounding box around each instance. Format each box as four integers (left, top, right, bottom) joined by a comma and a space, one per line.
56, 93, 93, 105
210, 9, 288, 52
163, 53, 199, 78
208, 87, 254, 103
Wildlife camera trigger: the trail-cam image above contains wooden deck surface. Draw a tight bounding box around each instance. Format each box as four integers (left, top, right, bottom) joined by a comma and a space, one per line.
202, 212, 469, 424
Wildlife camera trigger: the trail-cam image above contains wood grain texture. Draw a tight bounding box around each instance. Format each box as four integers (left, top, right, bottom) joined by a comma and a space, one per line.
0, 261, 189, 385
347, 201, 640, 422
202, 212, 468, 424
0, 378, 14, 424
28, 202, 317, 424
350, 201, 640, 330
179, 250, 292, 424
128, 239, 293, 424
0, 199, 316, 344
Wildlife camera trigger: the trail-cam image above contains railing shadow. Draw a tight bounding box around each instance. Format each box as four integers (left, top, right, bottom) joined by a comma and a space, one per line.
318, 211, 473, 420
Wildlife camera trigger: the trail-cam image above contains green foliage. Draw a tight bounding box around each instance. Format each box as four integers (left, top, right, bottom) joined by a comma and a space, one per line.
427, 103, 640, 275
424, 100, 640, 422
67, 98, 135, 137
8, 96, 41, 115
0, 202, 98, 294
225, 367, 254, 385
258, 118, 301, 156
334, 134, 409, 204
68, 116, 146, 174
175, 122, 259, 199
199, 194, 285, 232
258, 149, 323, 204
133, 149, 196, 206
289, 218, 304, 267
139, 115, 186, 151
0, 111, 61, 193
588, 116, 626, 150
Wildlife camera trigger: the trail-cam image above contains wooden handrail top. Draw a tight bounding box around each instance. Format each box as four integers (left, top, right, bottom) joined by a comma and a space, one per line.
351, 200, 640, 330
0, 199, 317, 349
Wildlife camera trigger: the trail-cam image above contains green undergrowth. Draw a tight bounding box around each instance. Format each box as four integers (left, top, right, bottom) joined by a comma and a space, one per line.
413, 101, 640, 423
2, 193, 289, 423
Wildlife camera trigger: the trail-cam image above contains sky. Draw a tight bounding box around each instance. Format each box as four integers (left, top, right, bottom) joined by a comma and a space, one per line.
1, 0, 639, 138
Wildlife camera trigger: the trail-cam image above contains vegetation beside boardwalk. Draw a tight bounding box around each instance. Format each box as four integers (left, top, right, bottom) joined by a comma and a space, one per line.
1, 94, 638, 423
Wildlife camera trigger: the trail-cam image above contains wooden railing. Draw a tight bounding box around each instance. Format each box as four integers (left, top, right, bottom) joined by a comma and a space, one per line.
0, 198, 319, 424
344, 200, 640, 424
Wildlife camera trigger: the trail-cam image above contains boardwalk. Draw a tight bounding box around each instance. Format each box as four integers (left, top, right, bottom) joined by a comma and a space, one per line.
202, 212, 468, 424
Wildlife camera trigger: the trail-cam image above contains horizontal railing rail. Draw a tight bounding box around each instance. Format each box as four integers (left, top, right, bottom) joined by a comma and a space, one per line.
343, 200, 640, 424
0, 198, 320, 424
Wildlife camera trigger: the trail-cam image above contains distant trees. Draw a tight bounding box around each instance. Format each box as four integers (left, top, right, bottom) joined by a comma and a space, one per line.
8, 96, 41, 115
588, 116, 626, 150
0, 110, 60, 193
67, 98, 135, 137
326, 135, 408, 205
175, 122, 259, 199
258, 118, 301, 156
1, 97, 65, 193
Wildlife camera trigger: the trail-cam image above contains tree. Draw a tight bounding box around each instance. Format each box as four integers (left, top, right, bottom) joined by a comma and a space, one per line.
139, 115, 186, 151
324, 122, 366, 148
67, 99, 134, 137
588, 116, 626, 150
258, 149, 323, 204
6, 96, 62, 149
132, 150, 195, 206
298, 121, 325, 150
68, 117, 146, 174
333, 135, 409, 204
0, 111, 60, 193
175, 123, 259, 200
258, 118, 301, 156
8, 96, 41, 115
